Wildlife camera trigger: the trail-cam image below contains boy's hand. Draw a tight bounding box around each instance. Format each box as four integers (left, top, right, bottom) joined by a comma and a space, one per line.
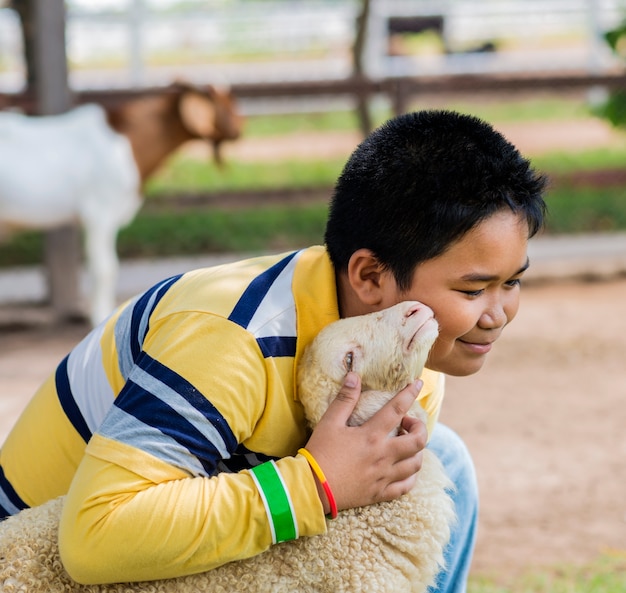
303, 372, 427, 512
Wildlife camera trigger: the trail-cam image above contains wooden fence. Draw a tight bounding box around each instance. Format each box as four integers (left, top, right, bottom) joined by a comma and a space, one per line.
2, 70, 626, 115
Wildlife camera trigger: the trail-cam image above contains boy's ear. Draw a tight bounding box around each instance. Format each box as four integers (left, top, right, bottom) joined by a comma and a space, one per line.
347, 249, 390, 306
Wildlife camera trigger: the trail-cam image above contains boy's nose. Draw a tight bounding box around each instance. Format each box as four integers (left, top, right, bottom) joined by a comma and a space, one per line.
479, 302, 507, 329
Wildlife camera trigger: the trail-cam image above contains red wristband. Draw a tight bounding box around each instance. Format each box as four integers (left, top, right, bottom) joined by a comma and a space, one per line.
298, 448, 338, 520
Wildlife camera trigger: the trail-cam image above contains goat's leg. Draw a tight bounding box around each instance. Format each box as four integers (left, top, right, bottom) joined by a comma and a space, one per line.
83, 221, 120, 327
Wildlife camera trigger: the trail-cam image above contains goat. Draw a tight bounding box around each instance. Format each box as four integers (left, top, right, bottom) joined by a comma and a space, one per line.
0, 82, 242, 326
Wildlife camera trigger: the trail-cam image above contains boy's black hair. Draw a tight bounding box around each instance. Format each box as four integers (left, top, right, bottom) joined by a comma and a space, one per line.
324, 110, 547, 291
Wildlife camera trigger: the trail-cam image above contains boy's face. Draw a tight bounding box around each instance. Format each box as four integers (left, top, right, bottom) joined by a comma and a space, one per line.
389, 209, 530, 376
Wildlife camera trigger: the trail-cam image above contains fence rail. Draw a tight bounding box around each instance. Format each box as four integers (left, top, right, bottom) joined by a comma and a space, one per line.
2, 70, 626, 116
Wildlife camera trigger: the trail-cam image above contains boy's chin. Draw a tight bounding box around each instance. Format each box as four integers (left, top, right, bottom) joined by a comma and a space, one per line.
429, 356, 488, 377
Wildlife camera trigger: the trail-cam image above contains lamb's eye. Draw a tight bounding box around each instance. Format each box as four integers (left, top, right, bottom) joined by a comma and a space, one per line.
344, 352, 354, 372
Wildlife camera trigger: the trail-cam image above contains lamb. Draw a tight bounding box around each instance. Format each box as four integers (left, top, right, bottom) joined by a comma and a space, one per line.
0, 82, 242, 326
0, 300, 454, 593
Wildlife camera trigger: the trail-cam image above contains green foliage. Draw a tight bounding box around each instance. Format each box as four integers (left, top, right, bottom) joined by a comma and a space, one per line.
591, 90, 626, 128
593, 20, 626, 128
604, 22, 626, 53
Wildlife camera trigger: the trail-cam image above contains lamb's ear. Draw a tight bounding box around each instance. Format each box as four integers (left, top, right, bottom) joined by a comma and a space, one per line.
347, 249, 390, 306
179, 91, 217, 138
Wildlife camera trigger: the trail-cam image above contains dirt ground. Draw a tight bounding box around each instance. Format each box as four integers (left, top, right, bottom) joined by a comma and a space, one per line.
1, 116, 625, 583
442, 278, 626, 578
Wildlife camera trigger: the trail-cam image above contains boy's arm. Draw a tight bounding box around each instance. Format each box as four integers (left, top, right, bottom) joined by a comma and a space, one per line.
58, 450, 325, 584
59, 313, 327, 584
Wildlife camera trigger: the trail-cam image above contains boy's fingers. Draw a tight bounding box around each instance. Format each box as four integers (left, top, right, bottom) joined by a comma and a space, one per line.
367, 379, 423, 432
322, 372, 361, 425
400, 415, 427, 438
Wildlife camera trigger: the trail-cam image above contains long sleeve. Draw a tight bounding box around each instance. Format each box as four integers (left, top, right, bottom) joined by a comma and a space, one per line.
58, 311, 327, 584
58, 450, 325, 584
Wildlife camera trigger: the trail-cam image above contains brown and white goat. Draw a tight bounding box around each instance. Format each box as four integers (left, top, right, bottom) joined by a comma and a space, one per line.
0, 82, 242, 326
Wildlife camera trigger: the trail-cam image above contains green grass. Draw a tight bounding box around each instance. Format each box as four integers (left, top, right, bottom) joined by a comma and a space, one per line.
145, 157, 344, 195
419, 96, 593, 124
533, 148, 626, 174
117, 203, 329, 258
239, 96, 596, 140
242, 110, 366, 137
3, 178, 624, 268
2, 157, 625, 267
0, 203, 330, 268
468, 553, 626, 593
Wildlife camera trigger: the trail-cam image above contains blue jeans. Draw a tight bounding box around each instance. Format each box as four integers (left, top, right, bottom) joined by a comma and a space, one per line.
427, 423, 479, 593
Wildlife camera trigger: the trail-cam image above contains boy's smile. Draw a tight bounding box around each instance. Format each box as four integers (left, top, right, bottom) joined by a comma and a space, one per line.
391, 209, 530, 376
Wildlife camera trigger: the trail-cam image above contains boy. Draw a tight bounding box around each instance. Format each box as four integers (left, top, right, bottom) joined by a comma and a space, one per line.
0, 110, 546, 591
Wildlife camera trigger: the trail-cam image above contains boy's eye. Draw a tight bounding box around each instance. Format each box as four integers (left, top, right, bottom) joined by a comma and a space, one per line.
460, 289, 484, 297
460, 278, 522, 296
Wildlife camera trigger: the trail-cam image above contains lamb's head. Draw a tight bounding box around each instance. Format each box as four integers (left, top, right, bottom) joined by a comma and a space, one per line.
297, 301, 438, 429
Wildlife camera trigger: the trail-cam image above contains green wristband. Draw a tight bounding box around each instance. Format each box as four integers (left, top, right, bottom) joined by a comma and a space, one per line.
249, 460, 298, 543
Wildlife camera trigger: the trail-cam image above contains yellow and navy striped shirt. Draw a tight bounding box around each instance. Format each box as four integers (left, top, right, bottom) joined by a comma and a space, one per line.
0, 246, 444, 584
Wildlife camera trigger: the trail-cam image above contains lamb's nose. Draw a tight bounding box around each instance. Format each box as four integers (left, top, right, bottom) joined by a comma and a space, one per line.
404, 302, 435, 324
406, 303, 423, 317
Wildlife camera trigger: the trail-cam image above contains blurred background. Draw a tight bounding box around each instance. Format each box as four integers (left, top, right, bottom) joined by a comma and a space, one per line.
1, 0, 626, 283
1, 3, 626, 590
1, 0, 624, 89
